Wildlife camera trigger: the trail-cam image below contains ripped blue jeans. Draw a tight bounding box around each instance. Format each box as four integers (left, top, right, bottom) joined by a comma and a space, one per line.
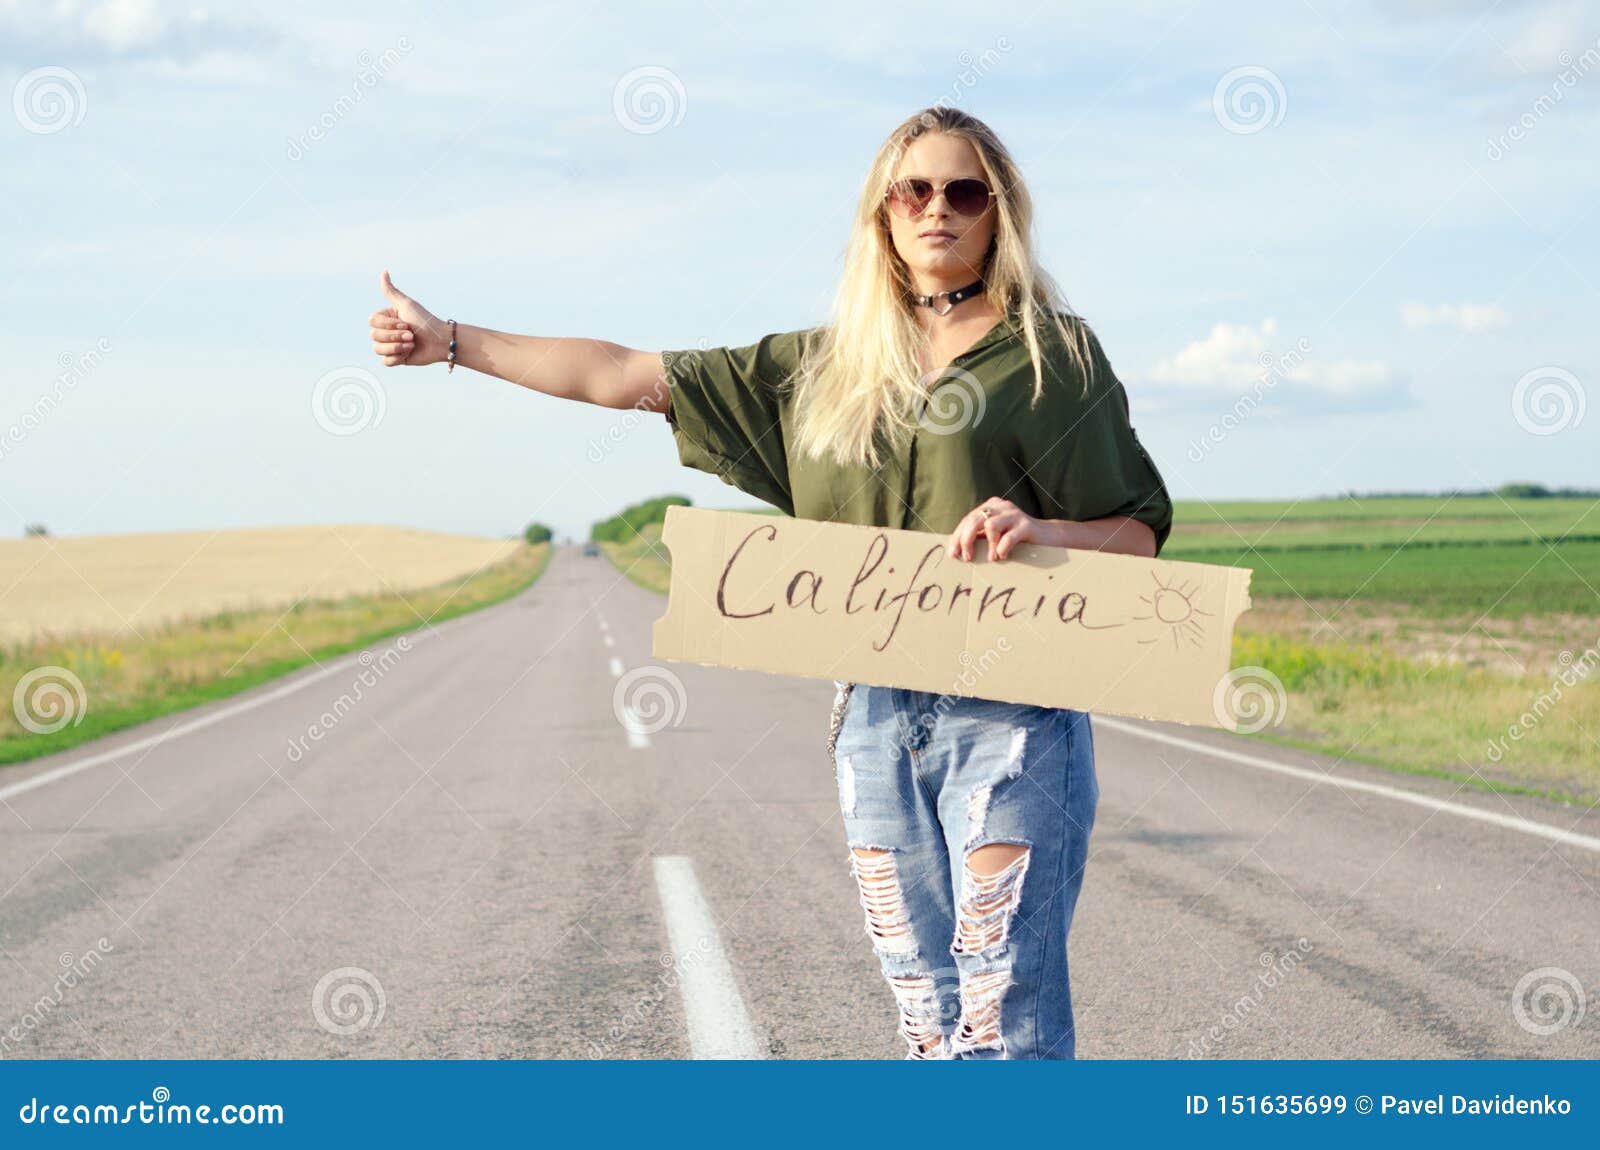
827, 682, 1099, 1060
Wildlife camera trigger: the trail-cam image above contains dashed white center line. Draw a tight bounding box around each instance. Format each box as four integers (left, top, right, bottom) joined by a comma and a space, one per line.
602, 633, 614, 648
603, 636, 648, 748
651, 855, 764, 1059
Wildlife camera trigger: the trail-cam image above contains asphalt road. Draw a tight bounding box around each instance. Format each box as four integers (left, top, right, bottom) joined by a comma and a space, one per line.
2, 545, 1596, 1059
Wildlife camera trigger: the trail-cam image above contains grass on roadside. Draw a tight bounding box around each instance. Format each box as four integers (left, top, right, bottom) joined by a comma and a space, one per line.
597, 521, 674, 596
0, 542, 552, 769
1231, 630, 1599, 806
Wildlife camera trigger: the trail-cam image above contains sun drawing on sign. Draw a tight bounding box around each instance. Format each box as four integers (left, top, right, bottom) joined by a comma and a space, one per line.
1134, 570, 1212, 651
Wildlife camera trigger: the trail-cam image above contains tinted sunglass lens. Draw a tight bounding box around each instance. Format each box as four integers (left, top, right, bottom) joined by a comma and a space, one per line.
888, 178, 933, 215
946, 179, 992, 215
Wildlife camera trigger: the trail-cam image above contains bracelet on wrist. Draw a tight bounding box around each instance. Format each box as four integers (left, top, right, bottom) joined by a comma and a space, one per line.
446, 319, 457, 372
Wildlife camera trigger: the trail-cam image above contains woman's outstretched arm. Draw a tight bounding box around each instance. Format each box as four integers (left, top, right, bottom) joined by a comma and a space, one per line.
369, 270, 669, 412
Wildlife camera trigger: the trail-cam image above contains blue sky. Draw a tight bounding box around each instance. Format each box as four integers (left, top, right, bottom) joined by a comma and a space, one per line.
1, 0, 1595, 543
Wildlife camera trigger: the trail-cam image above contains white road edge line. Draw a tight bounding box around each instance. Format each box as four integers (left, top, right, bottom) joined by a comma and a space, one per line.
1095, 716, 1600, 854
651, 855, 763, 1059
0, 626, 450, 806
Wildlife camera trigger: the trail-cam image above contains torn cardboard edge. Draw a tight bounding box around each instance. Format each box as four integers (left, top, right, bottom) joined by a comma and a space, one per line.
651, 505, 1255, 729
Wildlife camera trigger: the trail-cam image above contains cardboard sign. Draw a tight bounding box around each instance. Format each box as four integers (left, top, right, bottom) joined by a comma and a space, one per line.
651, 506, 1254, 728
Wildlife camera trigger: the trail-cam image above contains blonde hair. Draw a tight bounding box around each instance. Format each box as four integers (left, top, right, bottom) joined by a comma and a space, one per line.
787, 106, 1092, 469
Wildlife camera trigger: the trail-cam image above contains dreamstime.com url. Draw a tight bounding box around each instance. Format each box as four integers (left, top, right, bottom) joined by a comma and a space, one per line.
16, 1087, 283, 1128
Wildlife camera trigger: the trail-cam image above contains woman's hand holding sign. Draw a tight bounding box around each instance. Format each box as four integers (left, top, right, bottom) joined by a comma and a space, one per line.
947, 498, 1158, 561
947, 497, 1044, 562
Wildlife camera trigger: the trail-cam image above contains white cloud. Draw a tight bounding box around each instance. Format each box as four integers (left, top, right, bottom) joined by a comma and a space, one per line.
0, 0, 173, 51
1400, 302, 1510, 332
89, 0, 169, 52
0, 0, 277, 67
1147, 319, 1280, 389
1503, 2, 1594, 73
1141, 319, 1409, 412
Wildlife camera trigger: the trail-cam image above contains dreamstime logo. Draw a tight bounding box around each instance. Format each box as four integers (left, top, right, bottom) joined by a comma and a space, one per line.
925, 37, 1013, 114
1186, 939, 1314, 1057
312, 366, 387, 435
311, 967, 386, 1035
12, 665, 88, 734
13, 66, 87, 134
0, 338, 112, 463
613, 666, 687, 735
284, 639, 413, 763
1, 938, 114, 1056
586, 383, 666, 463
1512, 967, 1586, 1036
586, 938, 714, 1057
918, 367, 986, 435
874, 963, 963, 1057
16, 1085, 283, 1126
1511, 366, 1585, 435
1186, 338, 1311, 463
587, 347, 693, 463
1487, 35, 1600, 160
1212, 66, 1287, 134
612, 66, 686, 134
286, 37, 413, 160
921, 963, 964, 1029
1211, 665, 1287, 733
1485, 641, 1598, 763
904, 640, 1012, 745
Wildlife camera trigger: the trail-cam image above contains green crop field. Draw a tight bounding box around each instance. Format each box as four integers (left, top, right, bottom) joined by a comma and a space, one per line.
1168, 494, 1596, 533
1160, 496, 1599, 803
1176, 537, 1600, 618
1166, 496, 1600, 619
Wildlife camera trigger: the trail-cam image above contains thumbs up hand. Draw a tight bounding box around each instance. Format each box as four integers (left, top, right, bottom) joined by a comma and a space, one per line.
370, 269, 448, 366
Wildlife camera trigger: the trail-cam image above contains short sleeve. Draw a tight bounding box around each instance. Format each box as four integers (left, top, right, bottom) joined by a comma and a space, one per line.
1021, 323, 1175, 556
660, 330, 811, 516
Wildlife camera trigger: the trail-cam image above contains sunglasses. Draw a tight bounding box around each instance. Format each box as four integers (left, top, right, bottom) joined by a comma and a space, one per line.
884, 176, 996, 219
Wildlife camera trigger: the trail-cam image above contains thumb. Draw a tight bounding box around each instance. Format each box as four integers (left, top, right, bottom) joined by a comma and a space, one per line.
379, 268, 407, 303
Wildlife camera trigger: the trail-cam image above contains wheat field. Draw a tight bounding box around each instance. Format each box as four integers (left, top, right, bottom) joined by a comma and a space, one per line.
0, 524, 524, 643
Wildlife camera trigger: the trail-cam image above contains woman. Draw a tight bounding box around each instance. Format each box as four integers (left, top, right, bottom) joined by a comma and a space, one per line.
367, 106, 1172, 1060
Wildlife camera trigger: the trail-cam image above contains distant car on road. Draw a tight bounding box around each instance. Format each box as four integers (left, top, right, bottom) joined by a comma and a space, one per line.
582, 542, 600, 557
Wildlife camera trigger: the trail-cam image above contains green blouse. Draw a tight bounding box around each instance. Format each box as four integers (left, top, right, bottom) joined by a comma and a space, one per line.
660, 308, 1174, 556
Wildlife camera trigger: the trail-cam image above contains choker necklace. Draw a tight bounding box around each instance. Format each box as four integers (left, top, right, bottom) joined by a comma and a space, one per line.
909, 278, 985, 316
